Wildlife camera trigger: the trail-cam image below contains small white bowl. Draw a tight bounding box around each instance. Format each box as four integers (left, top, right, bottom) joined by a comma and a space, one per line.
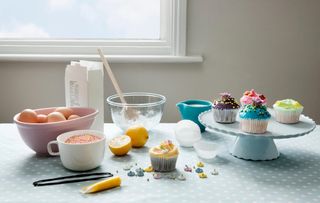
47, 130, 106, 171
193, 140, 220, 159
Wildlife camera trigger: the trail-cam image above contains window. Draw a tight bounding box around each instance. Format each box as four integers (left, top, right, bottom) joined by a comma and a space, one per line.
0, 0, 160, 39
0, 0, 202, 62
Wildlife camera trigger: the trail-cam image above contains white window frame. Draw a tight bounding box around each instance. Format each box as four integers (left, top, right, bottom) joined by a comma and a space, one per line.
0, 0, 202, 63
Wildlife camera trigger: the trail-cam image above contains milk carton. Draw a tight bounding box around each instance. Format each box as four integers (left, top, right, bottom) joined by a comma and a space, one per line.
65, 61, 104, 131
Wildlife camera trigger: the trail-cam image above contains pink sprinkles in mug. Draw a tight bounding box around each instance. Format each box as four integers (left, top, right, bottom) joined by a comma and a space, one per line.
65, 134, 101, 144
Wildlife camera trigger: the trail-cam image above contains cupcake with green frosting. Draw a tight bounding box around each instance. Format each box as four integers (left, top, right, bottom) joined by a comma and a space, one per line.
239, 98, 271, 134
273, 99, 303, 124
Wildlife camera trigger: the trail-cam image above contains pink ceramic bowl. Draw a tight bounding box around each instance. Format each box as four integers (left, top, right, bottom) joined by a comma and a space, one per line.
13, 107, 98, 155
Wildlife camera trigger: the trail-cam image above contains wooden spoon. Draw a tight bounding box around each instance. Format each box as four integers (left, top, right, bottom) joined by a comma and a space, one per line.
97, 48, 138, 120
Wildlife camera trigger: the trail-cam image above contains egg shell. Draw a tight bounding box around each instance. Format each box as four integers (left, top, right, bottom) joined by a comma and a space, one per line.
37, 114, 48, 123
47, 112, 66, 123
19, 109, 38, 123
68, 114, 80, 120
55, 107, 74, 119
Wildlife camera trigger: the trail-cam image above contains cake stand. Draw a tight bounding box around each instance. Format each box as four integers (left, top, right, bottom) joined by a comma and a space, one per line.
198, 109, 316, 161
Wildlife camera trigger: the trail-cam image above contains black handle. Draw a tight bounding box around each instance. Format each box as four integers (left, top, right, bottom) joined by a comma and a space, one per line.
33, 172, 113, 187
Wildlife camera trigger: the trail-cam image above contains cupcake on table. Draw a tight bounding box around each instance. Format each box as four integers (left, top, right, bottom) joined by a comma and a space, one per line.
273, 99, 303, 124
239, 98, 271, 134
212, 92, 240, 123
149, 140, 179, 172
240, 89, 267, 106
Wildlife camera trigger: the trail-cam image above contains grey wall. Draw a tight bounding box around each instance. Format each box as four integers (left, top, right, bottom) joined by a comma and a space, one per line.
1, 0, 320, 123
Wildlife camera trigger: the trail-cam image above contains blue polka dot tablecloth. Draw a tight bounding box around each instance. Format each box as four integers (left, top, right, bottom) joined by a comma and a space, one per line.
1, 123, 320, 203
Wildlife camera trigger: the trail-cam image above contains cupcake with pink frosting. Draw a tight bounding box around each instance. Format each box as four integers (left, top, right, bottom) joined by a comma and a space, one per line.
240, 89, 267, 107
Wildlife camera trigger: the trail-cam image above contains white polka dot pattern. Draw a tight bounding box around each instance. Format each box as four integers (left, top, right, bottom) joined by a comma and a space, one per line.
0, 124, 319, 203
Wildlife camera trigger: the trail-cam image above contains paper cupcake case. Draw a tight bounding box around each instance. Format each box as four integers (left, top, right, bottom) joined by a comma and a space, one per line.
240, 119, 269, 134
150, 156, 177, 172
274, 108, 303, 124
213, 109, 238, 123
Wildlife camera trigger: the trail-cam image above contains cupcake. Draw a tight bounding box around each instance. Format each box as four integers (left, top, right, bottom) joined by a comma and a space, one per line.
149, 140, 178, 172
273, 99, 303, 124
212, 92, 240, 123
240, 89, 267, 106
239, 98, 271, 134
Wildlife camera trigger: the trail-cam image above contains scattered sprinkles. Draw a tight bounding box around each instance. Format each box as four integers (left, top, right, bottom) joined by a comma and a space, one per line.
135, 168, 144, 177
127, 171, 135, 177
144, 166, 154, 173
195, 168, 203, 173
241, 89, 267, 106
166, 174, 176, 180
64, 134, 101, 144
252, 98, 263, 107
153, 173, 162, 179
136, 171, 144, 177
239, 98, 271, 120
196, 162, 204, 167
184, 165, 192, 172
177, 173, 186, 181
198, 173, 207, 179
211, 169, 219, 175
213, 92, 240, 110
135, 168, 143, 173
123, 164, 133, 171
124, 160, 221, 181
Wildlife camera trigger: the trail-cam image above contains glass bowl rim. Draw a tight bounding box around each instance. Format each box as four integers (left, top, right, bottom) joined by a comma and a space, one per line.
106, 92, 166, 107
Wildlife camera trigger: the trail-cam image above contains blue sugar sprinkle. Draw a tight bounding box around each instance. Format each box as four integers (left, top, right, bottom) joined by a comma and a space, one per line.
136, 171, 144, 177
135, 168, 144, 173
195, 168, 203, 173
127, 171, 135, 177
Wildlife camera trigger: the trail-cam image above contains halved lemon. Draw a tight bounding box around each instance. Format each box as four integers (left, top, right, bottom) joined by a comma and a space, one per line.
108, 135, 132, 156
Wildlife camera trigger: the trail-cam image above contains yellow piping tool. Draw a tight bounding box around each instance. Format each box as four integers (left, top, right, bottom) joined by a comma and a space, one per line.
81, 176, 121, 194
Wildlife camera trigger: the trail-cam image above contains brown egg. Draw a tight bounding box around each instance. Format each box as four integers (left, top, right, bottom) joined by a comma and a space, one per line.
19, 109, 38, 123
55, 107, 74, 119
47, 112, 66, 123
37, 114, 48, 123
68, 114, 80, 120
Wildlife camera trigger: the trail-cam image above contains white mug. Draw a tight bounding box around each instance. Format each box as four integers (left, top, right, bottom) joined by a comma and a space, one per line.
47, 130, 106, 171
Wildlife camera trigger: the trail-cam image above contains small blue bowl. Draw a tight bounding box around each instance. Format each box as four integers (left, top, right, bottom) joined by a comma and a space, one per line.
176, 100, 212, 132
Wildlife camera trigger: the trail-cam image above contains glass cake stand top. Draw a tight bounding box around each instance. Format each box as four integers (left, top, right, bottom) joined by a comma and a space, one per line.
199, 109, 316, 161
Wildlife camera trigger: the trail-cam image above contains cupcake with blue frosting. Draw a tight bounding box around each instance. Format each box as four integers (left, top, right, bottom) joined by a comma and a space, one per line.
239, 98, 271, 134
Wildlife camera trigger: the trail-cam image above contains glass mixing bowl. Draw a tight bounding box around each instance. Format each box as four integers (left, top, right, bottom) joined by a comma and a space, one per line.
106, 92, 166, 131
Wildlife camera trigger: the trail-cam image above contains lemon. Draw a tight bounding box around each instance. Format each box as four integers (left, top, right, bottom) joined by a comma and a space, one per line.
108, 135, 132, 156
125, 125, 149, 148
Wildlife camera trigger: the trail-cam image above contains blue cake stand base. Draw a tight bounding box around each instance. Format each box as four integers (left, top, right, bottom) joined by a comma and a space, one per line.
230, 136, 279, 161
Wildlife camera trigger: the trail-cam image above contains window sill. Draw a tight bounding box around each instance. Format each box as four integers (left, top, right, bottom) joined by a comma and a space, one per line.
0, 54, 203, 63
